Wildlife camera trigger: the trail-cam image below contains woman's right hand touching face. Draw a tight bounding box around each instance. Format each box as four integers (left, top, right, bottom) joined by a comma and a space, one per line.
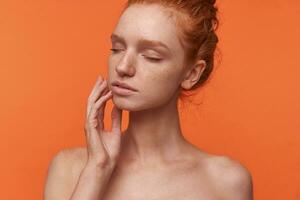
84, 75, 122, 170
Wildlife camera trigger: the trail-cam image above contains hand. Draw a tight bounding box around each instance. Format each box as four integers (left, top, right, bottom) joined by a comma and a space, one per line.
84, 75, 122, 169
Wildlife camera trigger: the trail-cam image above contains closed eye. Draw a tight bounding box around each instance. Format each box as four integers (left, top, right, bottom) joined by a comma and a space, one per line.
144, 56, 162, 62
110, 48, 122, 53
110, 49, 162, 62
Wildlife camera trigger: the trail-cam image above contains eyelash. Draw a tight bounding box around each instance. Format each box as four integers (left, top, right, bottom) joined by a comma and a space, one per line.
110, 48, 162, 62
110, 48, 121, 53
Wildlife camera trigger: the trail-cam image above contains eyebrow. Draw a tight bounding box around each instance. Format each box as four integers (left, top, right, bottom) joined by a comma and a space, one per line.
110, 33, 171, 53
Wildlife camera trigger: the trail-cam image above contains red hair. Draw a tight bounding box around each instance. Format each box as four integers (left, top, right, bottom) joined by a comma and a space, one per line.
122, 0, 220, 93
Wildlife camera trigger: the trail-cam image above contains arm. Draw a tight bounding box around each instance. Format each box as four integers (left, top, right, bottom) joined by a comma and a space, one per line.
44, 75, 122, 200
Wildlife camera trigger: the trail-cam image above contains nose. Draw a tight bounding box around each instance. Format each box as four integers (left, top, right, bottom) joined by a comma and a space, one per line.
115, 51, 136, 77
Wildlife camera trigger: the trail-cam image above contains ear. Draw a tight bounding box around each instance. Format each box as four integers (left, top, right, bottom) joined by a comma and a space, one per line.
181, 59, 206, 90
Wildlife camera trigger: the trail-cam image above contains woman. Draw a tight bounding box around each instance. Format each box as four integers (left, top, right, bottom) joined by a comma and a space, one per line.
44, 0, 253, 199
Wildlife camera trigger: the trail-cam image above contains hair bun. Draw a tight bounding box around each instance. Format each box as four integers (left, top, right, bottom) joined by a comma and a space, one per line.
203, 0, 216, 5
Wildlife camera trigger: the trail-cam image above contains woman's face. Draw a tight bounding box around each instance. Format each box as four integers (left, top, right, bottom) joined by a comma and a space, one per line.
108, 3, 187, 111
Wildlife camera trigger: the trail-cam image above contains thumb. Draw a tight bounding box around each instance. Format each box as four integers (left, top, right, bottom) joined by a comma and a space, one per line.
111, 105, 122, 134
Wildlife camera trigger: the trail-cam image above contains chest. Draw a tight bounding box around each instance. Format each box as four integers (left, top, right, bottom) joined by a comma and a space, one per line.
101, 167, 219, 200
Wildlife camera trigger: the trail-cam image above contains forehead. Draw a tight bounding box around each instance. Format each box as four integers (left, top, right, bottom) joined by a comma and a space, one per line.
113, 4, 183, 51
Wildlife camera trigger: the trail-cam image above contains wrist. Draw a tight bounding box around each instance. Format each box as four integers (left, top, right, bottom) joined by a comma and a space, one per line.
84, 160, 115, 177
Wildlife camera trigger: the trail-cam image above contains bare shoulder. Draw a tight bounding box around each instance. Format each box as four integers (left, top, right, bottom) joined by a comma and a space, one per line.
57, 147, 88, 168
201, 153, 253, 200
44, 147, 88, 200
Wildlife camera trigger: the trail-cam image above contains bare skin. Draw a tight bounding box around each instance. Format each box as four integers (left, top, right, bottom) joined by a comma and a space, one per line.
44, 75, 252, 200
44, 3, 253, 200
44, 144, 252, 200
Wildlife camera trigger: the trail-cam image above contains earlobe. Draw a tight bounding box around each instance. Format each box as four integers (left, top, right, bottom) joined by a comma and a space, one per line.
180, 80, 189, 90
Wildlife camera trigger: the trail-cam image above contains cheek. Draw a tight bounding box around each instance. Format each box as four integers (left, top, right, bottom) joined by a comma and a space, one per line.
158, 66, 181, 85
108, 56, 115, 71
143, 67, 182, 97
108, 56, 118, 79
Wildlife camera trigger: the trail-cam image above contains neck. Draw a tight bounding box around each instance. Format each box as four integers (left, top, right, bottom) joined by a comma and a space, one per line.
119, 95, 188, 167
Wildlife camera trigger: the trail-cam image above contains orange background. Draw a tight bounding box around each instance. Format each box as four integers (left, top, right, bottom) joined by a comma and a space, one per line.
0, 0, 299, 199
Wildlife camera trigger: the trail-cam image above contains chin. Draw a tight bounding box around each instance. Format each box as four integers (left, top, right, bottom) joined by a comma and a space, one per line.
112, 95, 162, 112
112, 96, 142, 111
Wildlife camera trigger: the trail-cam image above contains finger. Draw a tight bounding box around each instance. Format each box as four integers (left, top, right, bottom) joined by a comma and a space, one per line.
102, 84, 110, 94
111, 105, 122, 135
90, 76, 104, 99
86, 76, 104, 118
97, 88, 111, 132
88, 90, 113, 131
89, 79, 107, 103
87, 80, 109, 119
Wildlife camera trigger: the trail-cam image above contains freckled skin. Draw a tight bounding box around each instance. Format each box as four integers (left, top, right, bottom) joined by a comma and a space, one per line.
107, 4, 186, 111
104, 4, 252, 199
44, 3, 253, 200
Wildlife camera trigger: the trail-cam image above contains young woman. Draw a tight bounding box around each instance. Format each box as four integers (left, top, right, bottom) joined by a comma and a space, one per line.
44, 0, 253, 199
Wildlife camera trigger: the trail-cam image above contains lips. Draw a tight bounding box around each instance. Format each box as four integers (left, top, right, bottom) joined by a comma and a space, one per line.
111, 81, 138, 91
